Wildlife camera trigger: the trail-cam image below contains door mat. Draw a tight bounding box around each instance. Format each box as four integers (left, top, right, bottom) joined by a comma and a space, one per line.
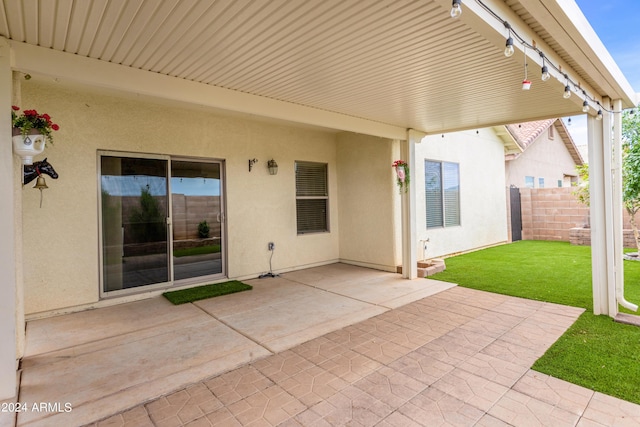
163, 281, 252, 305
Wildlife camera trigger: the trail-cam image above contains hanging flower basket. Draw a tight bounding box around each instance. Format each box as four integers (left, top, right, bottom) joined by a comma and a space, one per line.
392, 160, 410, 193
11, 106, 60, 165
12, 128, 46, 165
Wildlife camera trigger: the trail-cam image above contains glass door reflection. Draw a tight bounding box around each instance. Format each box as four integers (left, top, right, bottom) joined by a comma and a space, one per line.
101, 156, 169, 291
171, 161, 223, 281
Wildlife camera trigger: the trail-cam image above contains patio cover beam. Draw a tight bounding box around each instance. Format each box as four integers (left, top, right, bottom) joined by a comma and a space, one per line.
0, 38, 17, 400
8, 40, 407, 141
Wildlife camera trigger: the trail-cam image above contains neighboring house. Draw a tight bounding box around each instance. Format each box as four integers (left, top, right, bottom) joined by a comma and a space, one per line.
503, 119, 584, 189
0, 1, 636, 401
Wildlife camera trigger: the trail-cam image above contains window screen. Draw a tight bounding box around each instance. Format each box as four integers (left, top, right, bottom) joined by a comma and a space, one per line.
295, 161, 328, 233
425, 160, 460, 229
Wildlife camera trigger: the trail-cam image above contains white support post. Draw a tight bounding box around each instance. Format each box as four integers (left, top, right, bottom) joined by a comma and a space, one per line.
588, 100, 618, 317
0, 38, 18, 399
588, 112, 608, 315
401, 130, 420, 279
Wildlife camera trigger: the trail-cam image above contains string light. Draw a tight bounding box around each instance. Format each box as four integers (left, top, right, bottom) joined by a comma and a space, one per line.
504, 33, 515, 57
541, 65, 550, 81
450, 0, 462, 18
461, 0, 627, 115
540, 54, 550, 81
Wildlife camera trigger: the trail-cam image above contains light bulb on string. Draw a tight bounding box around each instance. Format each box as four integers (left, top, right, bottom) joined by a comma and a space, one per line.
540, 54, 550, 81
596, 109, 603, 120
446, 0, 623, 117
504, 36, 514, 57
450, 0, 462, 18
541, 65, 550, 81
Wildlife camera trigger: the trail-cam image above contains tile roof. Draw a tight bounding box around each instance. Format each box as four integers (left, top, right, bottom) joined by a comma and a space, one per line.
506, 119, 556, 149
505, 118, 583, 165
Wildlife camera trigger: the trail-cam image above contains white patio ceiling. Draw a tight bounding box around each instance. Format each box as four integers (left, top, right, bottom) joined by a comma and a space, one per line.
0, 0, 636, 138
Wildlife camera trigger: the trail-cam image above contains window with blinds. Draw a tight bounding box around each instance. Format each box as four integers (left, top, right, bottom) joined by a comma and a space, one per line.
295, 161, 328, 234
425, 160, 460, 229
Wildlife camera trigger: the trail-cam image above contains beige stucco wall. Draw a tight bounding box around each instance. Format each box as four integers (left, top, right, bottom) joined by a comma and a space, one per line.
415, 129, 508, 258
20, 80, 343, 316
505, 125, 578, 188
336, 133, 398, 271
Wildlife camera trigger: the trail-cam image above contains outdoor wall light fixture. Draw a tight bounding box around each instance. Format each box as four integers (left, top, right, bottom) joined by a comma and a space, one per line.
267, 159, 278, 175
450, 0, 462, 18
248, 158, 258, 172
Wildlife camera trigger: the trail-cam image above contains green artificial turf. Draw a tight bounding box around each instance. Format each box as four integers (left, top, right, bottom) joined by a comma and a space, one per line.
430, 240, 640, 405
431, 240, 640, 313
163, 280, 251, 305
532, 313, 640, 405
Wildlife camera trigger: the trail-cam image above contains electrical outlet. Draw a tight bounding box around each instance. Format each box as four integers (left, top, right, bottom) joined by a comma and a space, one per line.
268, 242, 275, 251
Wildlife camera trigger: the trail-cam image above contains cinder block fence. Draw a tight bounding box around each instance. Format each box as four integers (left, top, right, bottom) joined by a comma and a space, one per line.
510, 187, 638, 247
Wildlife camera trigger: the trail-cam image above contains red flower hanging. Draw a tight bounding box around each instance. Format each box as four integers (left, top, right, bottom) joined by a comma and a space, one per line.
392, 160, 410, 193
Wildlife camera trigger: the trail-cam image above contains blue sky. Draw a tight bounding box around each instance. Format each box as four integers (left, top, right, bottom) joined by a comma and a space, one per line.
575, 1, 640, 91
564, 1, 640, 151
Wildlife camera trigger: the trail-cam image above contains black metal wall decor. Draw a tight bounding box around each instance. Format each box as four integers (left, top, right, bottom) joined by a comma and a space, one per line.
23, 158, 58, 186
23, 158, 59, 208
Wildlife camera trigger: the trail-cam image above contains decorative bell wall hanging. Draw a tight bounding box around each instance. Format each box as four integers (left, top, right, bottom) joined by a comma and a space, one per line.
23, 158, 59, 208
33, 175, 48, 208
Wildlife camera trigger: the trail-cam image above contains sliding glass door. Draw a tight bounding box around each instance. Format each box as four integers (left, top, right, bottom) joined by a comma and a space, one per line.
99, 153, 225, 295
171, 161, 223, 281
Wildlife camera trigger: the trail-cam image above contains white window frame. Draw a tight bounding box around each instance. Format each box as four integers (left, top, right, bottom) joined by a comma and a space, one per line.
295, 161, 329, 234
525, 176, 535, 188
425, 160, 460, 229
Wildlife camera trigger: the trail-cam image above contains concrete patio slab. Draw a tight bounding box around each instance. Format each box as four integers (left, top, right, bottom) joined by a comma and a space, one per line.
95, 286, 640, 427
13, 263, 640, 426
195, 276, 388, 353
282, 263, 456, 308
18, 300, 270, 426
16, 263, 452, 426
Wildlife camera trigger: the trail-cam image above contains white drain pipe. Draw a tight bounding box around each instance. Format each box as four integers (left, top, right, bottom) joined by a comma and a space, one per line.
612, 99, 638, 312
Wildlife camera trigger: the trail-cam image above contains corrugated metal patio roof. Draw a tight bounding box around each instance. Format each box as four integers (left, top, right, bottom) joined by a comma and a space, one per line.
0, 0, 636, 136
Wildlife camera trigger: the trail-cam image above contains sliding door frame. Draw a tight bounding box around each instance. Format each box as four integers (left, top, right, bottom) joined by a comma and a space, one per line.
98, 151, 227, 299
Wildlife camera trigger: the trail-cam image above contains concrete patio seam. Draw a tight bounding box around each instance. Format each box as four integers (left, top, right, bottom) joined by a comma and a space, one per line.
279, 274, 407, 309
190, 300, 278, 355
